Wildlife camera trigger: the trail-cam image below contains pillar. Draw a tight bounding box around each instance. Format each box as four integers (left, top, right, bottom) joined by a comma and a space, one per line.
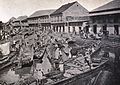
96, 26, 101, 33
56, 26, 58, 32
114, 25, 119, 35
68, 27, 70, 33
73, 27, 75, 33
44, 27, 46, 31
70, 26, 73, 33
103, 25, 107, 34
79, 27, 81, 34
58, 26, 60, 32
53, 26, 55, 32
75, 26, 79, 34
63, 26, 65, 32
93, 25, 97, 34
107, 26, 114, 34
61, 26, 63, 32
59, 26, 61, 33
65, 26, 68, 33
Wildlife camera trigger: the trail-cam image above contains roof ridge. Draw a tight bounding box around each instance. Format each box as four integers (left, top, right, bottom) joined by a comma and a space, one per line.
51, 1, 77, 15
90, 0, 120, 12
29, 9, 56, 18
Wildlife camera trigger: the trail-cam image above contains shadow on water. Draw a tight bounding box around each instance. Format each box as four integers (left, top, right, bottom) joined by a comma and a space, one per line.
1, 46, 120, 85
105, 62, 120, 85
102, 47, 120, 85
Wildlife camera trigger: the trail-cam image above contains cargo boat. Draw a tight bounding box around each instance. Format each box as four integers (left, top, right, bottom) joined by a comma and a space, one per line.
0, 41, 17, 70
0, 52, 16, 70
45, 58, 108, 85
43, 47, 109, 85
12, 40, 108, 85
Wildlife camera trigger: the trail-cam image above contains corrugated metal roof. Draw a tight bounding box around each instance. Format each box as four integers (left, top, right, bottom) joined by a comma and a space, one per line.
51, 1, 77, 15
90, 0, 120, 13
29, 9, 55, 18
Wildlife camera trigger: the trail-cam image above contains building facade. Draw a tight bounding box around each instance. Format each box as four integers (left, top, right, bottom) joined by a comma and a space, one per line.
27, 10, 55, 31
0, 21, 4, 40
12, 16, 28, 34
89, 0, 120, 35
21, 18, 29, 32
50, 1, 89, 34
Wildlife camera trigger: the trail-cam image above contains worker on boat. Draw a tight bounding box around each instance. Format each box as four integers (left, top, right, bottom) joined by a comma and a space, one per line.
53, 44, 60, 70
91, 45, 95, 53
84, 52, 92, 69
50, 36, 55, 44
59, 60, 64, 72
63, 43, 72, 58
74, 52, 84, 71
34, 65, 45, 85
55, 45, 60, 59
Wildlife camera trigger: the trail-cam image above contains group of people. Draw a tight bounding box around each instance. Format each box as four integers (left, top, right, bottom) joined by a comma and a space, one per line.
79, 29, 102, 40
9, 27, 101, 84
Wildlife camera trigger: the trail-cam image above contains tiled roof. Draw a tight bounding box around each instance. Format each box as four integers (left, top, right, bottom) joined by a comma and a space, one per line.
29, 9, 55, 18
9, 17, 16, 21
90, 0, 120, 13
51, 1, 77, 15
90, 10, 120, 16
14, 16, 28, 21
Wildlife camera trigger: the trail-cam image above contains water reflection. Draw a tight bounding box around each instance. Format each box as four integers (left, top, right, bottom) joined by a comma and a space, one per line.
0, 66, 32, 84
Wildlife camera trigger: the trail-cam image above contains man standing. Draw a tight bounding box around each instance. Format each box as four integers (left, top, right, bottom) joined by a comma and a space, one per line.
84, 52, 92, 69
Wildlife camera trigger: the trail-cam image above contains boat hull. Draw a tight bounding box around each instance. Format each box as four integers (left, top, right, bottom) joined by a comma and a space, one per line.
0, 52, 16, 70
21, 61, 33, 68
45, 59, 108, 85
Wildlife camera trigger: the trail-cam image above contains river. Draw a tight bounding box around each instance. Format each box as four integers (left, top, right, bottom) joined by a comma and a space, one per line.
0, 66, 32, 84
0, 47, 120, 85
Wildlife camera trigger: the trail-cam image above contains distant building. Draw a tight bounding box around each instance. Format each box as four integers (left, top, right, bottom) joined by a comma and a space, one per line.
28, 10, 55, 31
12, 16, 28, 33
0, 21, 3, 31
0, 21, 3, 40
50, 1, 89, 34
5, 17, 16, 32
21, 18, 29, 32
89, 0, 120, 35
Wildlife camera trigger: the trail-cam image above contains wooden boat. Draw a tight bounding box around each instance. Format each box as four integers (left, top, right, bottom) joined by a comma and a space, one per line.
15, 47, 46, 68
13, 76, 36, 85
0, 40, 17, 70
43, 46, 109, 85
45, 58, 108, 85
0, 51, 16, 70
12, 39, 108, 85
13, 57, 33, 68
21, 60, 33, 68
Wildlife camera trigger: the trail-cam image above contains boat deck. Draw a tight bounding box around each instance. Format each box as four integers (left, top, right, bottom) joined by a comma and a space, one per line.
44, 57, 108, 85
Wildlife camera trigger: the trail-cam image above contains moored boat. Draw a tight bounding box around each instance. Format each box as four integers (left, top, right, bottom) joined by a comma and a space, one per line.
38, 46, 109, 85
0, 41, 16, 70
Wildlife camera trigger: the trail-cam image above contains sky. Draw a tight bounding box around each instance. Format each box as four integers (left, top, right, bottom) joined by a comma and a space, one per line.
0, 0, 113, 22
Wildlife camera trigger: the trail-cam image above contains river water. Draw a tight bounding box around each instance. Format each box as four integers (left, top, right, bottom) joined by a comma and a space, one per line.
0, 47, 120, 85
0, 66, 32, 84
